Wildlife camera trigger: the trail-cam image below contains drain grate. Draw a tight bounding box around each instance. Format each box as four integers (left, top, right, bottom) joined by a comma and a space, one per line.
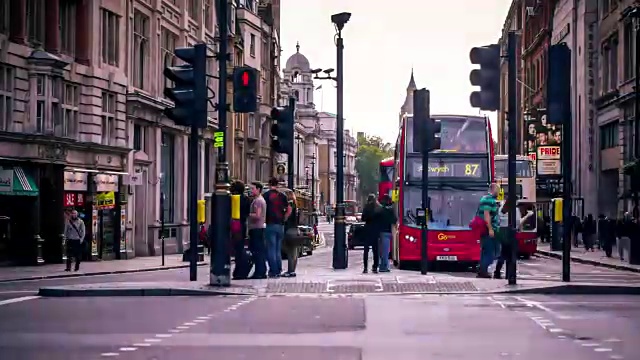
329, 284, 381, 293
266, 282, 326, 293
383, 282, 479, 293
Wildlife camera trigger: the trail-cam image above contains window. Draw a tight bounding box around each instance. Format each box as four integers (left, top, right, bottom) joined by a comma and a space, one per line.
248, 113, 256, 138
0, 0, 9, 34
133, 11, 149, 89
0, 65, 13, 131
59, 82, 79, 137
235, 113, 242, 130
188, 0, 199, 21
250, 34, 256, 57
600, 121, 619, 149
161, 28, 177, 94
601, 0, 610, 17
623, 20, 635, 80
59, 0, 76, 55
26, 0, 45, 46
204, 0, 213, 31
133, 123, 144, 151
101, 92, 116, 145
101, 9, 120, 66
495, 159, 534, 178
160, 131, 176, 223
601, 36, 618, 93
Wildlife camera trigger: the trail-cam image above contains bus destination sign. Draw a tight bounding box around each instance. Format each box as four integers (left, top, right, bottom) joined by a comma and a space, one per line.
406, 157, 488, 181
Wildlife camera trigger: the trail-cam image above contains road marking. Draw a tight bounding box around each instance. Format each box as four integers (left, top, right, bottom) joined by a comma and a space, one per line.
604, 338, 622, 342
0, 295, 40, 306
594, 348, 612, 352
183, 322, 197, 325
548, 328, 564, 333
609, 355, 624, 359
176, 326, 189, 329
101, 353, 119, 357
133, 343, 151, 347
168, 329, 181, 333
581, 343, 600, 347
144, 339, 161, 343
119, 347, 137, 351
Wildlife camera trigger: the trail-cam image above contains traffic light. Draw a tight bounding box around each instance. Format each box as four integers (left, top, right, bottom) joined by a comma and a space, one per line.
232, 66, 258, 113
547, 43, 571, 126
163, 44, 207, 128
270, 106, 294, 155
413, 89, 441, 153
469, 44, 501, 111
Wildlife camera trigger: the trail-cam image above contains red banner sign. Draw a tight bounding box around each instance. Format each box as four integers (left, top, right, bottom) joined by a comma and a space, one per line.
63, 192, 76, 207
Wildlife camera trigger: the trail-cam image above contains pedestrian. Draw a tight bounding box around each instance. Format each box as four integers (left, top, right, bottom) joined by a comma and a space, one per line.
282, 191, 300, 277
64, 210, 86, 272
263, 177, 292, 278
361, 194, 381, 273
247, 182, 267, 279
494, 199, 533, 279
476, 183, 500, 278
230, 180, 252, 280
377, 194, 397, 272
582, 214, 596, 252
616, 212, 632, 261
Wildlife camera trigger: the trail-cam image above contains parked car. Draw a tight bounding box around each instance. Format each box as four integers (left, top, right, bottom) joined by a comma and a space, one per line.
347, 222, 366, 249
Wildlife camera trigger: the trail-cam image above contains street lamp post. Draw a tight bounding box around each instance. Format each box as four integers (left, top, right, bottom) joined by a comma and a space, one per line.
295, 134, 303, 187
331, 12, 350, 269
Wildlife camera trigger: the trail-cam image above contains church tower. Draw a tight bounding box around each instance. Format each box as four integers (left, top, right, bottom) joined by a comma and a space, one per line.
399, 69, 417, 123
283, 42, 314, 108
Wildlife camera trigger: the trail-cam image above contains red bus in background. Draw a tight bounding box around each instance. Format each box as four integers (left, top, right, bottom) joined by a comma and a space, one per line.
379, 157, 394, 202
391, 114, 495, 270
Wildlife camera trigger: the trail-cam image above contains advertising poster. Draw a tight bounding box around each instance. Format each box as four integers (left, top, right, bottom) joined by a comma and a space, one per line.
524, 113, 563, 177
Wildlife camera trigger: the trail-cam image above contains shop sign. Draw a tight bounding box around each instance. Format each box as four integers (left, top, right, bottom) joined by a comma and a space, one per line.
63, 171, 88, 191
537, 145, 561, 176
64, 192, 76, 207
77, 193, 85, 206
0, 169, 13, 193
95, 191, 116, 209
95, 174, 119, 192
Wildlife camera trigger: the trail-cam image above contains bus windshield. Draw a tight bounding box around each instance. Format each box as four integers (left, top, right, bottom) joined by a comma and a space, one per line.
495, 160, 533, 178
380, 164, 393, 182
406, 116, 488, 153
402, 185, 486, 230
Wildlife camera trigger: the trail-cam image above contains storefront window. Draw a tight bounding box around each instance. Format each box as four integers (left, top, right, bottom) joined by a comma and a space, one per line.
161, 131, 175, 223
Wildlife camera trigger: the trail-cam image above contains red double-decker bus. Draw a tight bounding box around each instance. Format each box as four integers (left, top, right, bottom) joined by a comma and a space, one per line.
391, 114, 495, 270
379, 157, 394, 202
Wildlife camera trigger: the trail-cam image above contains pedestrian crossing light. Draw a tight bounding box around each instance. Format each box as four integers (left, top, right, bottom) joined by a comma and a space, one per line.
163, 44, 208, 128
469, 44, 501, 112
270, 106, 294, 155
233, 66, 258, 113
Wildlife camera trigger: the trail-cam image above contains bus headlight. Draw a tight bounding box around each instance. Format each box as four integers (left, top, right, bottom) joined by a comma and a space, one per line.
404, 235, 417, 243
477, 239, 481, 244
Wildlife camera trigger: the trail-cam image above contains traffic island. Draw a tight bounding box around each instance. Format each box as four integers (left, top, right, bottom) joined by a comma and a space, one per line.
38, 281, 257, 297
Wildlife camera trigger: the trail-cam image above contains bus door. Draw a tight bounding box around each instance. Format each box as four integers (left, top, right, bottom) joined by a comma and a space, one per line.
516, 200, 537, 257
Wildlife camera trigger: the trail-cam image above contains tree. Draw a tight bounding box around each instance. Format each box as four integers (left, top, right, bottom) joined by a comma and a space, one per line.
355, 134, 394, 201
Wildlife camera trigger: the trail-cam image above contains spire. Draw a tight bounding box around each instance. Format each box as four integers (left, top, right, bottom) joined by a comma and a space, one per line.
296, 41, 300, 53
407, 68, 416, 90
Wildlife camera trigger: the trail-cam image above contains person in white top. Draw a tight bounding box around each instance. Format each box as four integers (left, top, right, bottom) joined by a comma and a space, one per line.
493, 199, 534, 279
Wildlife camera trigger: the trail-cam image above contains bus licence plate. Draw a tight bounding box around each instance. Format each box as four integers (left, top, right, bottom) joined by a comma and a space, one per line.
436, 256, 457, 261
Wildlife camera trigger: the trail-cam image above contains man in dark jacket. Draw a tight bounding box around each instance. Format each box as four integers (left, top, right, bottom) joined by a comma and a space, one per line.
377, 194, 397, 272
361, 194, 380, 273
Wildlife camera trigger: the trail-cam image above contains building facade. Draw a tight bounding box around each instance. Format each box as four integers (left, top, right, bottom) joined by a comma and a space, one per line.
0, 0, 282, 266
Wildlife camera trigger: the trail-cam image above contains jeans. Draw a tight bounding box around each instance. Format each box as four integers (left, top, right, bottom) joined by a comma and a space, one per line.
265, 224, 284, 276
479, 235, 496, 274
363, 232, 380, 271
65, 239, 82, 270
379, 232, 392, 271
248, 228, 267, 278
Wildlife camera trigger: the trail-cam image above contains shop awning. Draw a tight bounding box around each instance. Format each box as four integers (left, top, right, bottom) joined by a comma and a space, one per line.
0, 167, 39, 196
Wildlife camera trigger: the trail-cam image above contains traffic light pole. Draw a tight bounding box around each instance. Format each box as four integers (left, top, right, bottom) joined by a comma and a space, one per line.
287, 97, 296, 190
188, 109, 200, 281
414, 89, 430, 275
211, 0, 231, 286
333, 29, 347, 270
506, 31, 518, 285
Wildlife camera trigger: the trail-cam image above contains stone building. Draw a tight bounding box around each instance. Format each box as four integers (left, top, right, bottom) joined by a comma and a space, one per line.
0, 0, 129, 265
0, 0, 282, 266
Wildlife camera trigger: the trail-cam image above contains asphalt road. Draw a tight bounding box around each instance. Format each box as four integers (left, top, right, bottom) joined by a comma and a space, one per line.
1, 292, 636, 359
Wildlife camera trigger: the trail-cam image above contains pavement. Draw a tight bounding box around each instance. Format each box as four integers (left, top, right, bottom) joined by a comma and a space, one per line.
0, 292, 637, 359
537, 243, 640, 273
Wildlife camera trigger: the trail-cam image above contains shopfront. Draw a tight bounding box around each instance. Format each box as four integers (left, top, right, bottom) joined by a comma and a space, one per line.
0, 166, 40, 265
62, 171, 90, 261
92, 174, 126, 260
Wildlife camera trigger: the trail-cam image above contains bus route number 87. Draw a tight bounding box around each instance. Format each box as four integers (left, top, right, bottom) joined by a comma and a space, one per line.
464, 163, 479, 176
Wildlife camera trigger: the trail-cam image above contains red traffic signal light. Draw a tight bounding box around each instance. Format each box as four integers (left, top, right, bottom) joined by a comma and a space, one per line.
241, 71, 249, 86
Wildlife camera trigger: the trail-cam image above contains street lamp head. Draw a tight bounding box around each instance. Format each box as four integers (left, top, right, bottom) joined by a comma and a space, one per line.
311, 68, 323, 74
331, 12, 351, 31
323, 68, 335, 74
